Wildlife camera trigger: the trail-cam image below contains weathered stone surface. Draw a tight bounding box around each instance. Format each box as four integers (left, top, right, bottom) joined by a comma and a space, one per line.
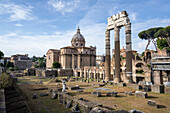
147, 100, 157, 107
117, 82, 126, 87
32, 94, 37, 99
40, 93, 48, 97
129, 109, 145, 113
165, 87, 170, 94
127, 83, 142, 90
143, 85, 151, 92
107, 92, 118, 97
48, 87, 62, 94
151, 85, 164, 93
135, 91, 147, 98
89, 107, 104, 113
112, 110, 129, 113
91, 91, 101, 97
67, 85, 80, 90
124, 91, 132, 96
71, 104, 80, 112
164, 82, 170, 87
66, 100, 73, 108
51, 92, 57, 99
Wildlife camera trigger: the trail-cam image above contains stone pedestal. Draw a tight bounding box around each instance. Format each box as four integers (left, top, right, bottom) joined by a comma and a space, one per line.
151, 85, 164, 93
105, 30, 111, 81
114, 27, 121, 83
153, 71, 163, 85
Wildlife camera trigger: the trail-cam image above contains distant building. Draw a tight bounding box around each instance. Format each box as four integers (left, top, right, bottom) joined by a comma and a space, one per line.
0, 57, 11, 66
46, 27, 96, 69
46, 49, 60, 68
96, 55, 105, 66
11, 54, 32, 70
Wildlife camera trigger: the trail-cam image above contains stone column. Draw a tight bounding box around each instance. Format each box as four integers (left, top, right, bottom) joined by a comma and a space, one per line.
154, 71, 163, 85
97, 69, 99, 82
72, 54, 75, 69
114, 27, 121, 83
94, 70, 96, 80
105, 30, 111, 81
80, 69, 83, 78
125, 22, 133, 83
84, 69, 86, 78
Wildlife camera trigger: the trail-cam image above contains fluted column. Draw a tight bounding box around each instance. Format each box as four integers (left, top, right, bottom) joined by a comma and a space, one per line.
125, 22, 133, 83
114, 27, 121, 83
105, 30, 111, 81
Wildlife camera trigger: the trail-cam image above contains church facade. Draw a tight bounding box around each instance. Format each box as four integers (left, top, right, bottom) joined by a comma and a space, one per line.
46, 27, 96, 69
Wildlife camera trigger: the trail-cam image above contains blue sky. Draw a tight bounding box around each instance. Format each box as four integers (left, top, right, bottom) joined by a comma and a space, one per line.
0, 0, 170, 57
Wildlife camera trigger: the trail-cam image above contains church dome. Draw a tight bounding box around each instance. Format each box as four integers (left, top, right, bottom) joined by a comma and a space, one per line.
71, 26, 85, 47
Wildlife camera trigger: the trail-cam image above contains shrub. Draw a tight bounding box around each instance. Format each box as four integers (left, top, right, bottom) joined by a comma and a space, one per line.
52, 61, 61, 68
8, 67, 14, 71
147, 64, 151, 67
0, 73, 12, 88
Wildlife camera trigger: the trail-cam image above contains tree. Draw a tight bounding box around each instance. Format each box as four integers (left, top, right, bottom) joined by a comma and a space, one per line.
39, 61, 46, 68
6, 61, 14, 68
0, 51, 4, 59
154, 26, 170, 46
32, 56, 37, 62
138, 27, 163, 51
141, 52, 144, 56
52, 61, 61, 68
157, 38, 168, 50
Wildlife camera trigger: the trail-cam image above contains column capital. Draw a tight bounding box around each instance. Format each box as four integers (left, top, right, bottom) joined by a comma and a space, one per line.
114, 26, 120, 31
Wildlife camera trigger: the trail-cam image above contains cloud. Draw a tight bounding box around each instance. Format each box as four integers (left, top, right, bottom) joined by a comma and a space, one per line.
0, 3, 34, 21
15, 23, 23, 27
47, 0, 81, 15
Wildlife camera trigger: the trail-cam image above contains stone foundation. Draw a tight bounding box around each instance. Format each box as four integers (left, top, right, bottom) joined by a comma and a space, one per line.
164, 87, 170, 94
126, 83, 142, 90
151, 85, 164, 93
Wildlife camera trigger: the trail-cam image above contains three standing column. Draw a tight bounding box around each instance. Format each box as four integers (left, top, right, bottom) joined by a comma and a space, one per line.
105, 30, 111, 81
125, 22, 133, 83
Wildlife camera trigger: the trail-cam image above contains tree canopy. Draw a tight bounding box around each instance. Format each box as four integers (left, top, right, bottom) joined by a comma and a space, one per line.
52, 61, 61, 68
154, 26, 170, 46
138, 27, 163, 51
157, 38, 169, 50
0, 51, 4, 59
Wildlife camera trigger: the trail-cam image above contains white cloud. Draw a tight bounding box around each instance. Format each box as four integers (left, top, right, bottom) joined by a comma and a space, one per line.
47, 0, 80, 15
0, 3, 34, 21
15, 23, 23, 27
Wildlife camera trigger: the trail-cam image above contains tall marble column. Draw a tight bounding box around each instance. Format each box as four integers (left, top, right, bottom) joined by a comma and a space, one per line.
114, 27, 121, 83
105, 30, 111, 81
125, 22, 133, 83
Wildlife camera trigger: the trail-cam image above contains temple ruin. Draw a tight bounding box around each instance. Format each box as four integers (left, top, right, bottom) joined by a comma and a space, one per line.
105, 11, 133, 83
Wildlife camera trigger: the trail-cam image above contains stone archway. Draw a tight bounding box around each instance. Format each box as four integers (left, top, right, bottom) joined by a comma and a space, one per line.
105, 11, 133, 83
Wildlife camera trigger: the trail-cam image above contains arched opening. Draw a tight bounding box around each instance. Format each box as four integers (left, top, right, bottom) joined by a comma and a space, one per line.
146, 52, 151, 59
136, 63, 144, 67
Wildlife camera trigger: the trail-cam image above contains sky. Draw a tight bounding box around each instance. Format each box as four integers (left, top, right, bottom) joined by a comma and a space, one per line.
0, 0, 170, 57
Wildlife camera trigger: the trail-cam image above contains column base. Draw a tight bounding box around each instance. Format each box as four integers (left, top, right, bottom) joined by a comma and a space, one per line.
105, 77, 110, 82
114, 78, 120, 83
126, 72, 133, 83
151, 84, 164, 93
